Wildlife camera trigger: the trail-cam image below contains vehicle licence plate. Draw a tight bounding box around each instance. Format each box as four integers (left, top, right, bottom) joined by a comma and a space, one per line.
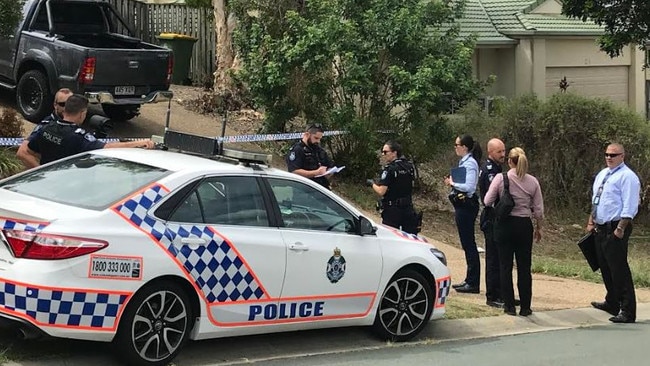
115, 86, 135, 95
89, 255, 142, 279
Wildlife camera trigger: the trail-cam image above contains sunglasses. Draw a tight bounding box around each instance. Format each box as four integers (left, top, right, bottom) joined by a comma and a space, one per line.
454, 143, 462, 147
55, 102, 66, 107
604, 153, 622, 158
381, 150, 392, 155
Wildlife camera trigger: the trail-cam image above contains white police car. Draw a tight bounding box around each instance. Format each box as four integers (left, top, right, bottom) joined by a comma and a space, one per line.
0, 145, 450, 366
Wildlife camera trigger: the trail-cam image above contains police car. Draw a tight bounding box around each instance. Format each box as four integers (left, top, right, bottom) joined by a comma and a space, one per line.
0, 134, 450, 366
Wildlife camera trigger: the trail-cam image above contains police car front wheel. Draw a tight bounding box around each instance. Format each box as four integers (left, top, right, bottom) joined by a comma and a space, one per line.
372, 269, 433, 342
114, 281, 193, 366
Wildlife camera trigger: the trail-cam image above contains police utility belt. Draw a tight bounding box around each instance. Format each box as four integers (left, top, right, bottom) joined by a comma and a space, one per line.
448, 191, 477, 207
381, 197, 413, 208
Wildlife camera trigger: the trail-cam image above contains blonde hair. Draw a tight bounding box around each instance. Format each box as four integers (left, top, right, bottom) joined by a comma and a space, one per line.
508, 147, 528, 179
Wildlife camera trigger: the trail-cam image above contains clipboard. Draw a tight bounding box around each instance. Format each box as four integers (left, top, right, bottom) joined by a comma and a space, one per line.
450, 166, 467, 184
577, 232, 599, 272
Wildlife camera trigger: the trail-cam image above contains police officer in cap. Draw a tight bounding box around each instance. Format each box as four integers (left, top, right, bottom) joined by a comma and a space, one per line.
479, 138, 507, 308
286, 124, 334, 189
26, 94, 155, 165
368, 140, 418, 234
16, 88, 73, 168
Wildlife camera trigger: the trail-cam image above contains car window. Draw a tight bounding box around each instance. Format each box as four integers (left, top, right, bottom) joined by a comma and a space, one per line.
267, 178, 357, 233
0, 154, 169, 210
168, 176, 269, 227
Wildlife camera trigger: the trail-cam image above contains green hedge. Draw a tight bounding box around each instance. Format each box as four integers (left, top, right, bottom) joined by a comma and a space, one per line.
453, 93, 650, 217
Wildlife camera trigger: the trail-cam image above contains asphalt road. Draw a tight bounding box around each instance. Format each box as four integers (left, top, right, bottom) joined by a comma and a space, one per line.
256, 323, 650, 366
5, 304, 649, 366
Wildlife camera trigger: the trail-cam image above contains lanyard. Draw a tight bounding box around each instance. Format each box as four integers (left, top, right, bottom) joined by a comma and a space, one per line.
592, 164, 623, 206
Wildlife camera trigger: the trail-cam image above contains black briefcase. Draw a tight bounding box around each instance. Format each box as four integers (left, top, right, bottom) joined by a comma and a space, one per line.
577, 232, 599, 272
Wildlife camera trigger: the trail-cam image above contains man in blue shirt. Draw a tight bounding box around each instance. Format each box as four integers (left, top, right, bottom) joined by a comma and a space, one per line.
26, 95, 154, 165
587, 143, 639, 323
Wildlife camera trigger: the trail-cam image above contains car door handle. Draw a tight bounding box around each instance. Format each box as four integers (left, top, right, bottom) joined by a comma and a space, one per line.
289, 243, 309, 252
180, 237, 207, 245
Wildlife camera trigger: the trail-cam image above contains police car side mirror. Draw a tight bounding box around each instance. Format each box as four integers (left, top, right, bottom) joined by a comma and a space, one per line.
358, 216, 376, 236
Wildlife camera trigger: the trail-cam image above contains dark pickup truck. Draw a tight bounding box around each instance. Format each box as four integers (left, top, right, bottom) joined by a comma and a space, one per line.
0, 0, 173, 122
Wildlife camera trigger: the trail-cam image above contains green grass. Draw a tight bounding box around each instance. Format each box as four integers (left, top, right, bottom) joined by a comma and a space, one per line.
444, 296, 503, 319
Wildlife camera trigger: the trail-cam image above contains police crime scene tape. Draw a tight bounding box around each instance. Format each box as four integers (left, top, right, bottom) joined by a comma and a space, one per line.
0, 130, 347, 147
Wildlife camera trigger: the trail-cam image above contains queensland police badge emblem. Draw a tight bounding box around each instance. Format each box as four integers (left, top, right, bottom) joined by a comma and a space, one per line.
289, 151, 296, 161
326, 247, 346, 283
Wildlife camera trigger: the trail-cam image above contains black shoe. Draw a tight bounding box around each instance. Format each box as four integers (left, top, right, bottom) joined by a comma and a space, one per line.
455, 284, 480, 294
504, 306, 516, 316
519, 308, 533, 316
486, 299, 504, 308
452, 281, 467, 289
591, 301, 619, 316
609, 313, 635, 323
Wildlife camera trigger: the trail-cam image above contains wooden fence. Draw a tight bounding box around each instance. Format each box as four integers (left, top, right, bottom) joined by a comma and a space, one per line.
105, 0, 215, 85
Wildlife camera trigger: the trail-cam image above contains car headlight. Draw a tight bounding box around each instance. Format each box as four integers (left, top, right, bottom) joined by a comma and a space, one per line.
430, 247, 447, 266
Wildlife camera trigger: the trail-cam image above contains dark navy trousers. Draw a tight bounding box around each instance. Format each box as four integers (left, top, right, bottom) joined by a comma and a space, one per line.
454, 199, 480, 288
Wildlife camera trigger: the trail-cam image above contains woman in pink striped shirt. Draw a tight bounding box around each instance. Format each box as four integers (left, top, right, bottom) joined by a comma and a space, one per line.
484, 147, 544, 317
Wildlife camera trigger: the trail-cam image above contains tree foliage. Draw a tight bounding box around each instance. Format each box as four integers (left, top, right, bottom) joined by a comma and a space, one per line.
0, 0, 24, 38
230, 0, 484, 178
562, 0, 650, 61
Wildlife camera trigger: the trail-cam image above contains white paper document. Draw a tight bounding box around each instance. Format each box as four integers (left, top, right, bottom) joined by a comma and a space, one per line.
315, 166, 345, 177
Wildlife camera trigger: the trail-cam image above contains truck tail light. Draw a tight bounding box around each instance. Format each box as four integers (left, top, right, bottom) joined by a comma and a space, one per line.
166, 55, 174, 86
79, 57, 96, 84
3, 230, 108, 260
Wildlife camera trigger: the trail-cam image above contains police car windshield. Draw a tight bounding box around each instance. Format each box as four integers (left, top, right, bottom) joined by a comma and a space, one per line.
0, 154, 169, 210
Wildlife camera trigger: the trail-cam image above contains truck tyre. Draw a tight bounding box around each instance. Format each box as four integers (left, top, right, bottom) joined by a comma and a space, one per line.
102, 104, 141, 121
17, 70, 53, 123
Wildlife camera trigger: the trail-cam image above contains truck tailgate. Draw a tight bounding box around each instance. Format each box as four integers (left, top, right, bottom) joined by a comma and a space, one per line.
90, 49, 170, 88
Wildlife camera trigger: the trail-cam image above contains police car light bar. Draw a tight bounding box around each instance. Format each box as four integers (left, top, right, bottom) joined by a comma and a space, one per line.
153, 130, 272, 166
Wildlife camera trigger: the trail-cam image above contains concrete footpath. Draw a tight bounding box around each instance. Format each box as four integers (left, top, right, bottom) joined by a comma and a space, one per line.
7, 303, 649, 366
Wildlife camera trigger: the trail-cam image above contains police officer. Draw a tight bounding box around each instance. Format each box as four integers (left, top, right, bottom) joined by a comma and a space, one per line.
286, 124, 334, 189
479, 138, 506, 308
368, 140, 418, 234
16, 88, 73, 168
26, 94, 155, 165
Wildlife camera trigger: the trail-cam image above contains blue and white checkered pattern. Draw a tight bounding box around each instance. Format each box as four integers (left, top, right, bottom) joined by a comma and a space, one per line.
113, 185, 266, 303
0, 280, 127, 328
436, 277, 451, 307
0, 218, 48, 232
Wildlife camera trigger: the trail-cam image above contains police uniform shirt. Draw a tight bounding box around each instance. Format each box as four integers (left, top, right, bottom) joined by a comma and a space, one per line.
28, 120, 106, 165
286, 140, 334, 188
478, 158, 502, 203
286, 140, 333, 173
377, 158, 414, 202
26, 113, 58, 142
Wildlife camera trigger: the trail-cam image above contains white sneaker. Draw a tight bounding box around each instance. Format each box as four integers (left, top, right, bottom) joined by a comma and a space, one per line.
477, 246, 485, 253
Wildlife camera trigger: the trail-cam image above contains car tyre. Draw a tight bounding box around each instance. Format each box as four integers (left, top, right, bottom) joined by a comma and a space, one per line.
17, 70, 53, 123
114, 281, 193, 366
102, 104, 140, 121
372, 269, 433, 342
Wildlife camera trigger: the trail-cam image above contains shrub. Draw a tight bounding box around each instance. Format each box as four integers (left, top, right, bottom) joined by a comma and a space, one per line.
450, 93, 650, 217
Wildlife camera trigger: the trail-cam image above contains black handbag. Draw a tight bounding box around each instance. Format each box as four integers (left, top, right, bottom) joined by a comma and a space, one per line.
494, 173, 515, 220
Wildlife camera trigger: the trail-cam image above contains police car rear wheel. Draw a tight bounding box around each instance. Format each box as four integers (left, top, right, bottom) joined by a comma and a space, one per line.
115, 281, 192, 366
372, 269, 433, 342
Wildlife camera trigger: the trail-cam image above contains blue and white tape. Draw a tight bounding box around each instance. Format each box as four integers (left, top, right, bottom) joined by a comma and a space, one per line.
0, 130, 347, 147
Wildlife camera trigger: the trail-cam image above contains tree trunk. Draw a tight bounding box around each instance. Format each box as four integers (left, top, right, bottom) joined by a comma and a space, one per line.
213, 0, 239, 92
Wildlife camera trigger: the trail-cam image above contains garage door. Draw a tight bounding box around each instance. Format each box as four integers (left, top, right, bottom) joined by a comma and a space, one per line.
545, 66, 628, 104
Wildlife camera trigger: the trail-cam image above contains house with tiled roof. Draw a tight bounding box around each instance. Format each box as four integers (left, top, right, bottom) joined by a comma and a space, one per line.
461, 0, 648, 117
